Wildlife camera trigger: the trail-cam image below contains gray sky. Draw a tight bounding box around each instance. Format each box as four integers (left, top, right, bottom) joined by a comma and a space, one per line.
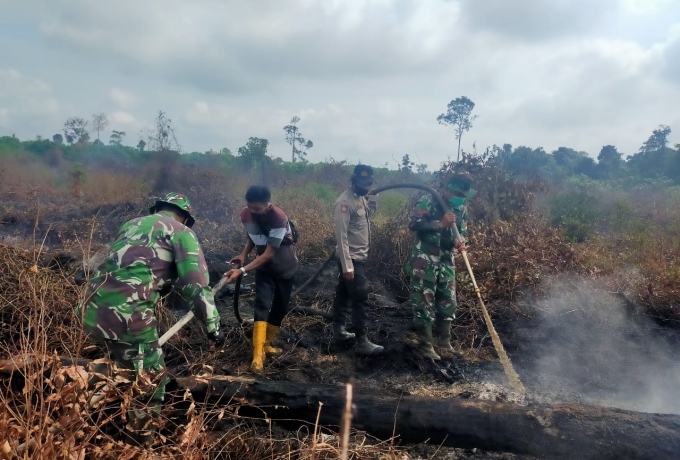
1, 0, 679, 169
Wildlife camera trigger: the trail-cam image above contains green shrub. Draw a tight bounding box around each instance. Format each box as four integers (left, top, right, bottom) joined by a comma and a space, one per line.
549, 191, 600, 242
374, 190, 408, 225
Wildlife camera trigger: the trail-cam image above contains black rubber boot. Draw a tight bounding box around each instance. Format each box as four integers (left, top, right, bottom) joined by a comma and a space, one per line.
355, 334, 384, 355
434, 319, 463, 357
415, 324, 441, 361
332, 323, 356, 344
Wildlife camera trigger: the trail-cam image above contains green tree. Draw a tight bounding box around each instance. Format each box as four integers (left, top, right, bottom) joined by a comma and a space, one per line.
552, 147, 589, 175
639, 125, 671, 153
92, 113, 109, 141
52, 134, 63, 144
109, 130, 126, 145
283, 116, 313, 162
237, 137, 269, 168
597, 145, 623, 179
628, 125, 675, 181
63, 117, 90, 144
401, 154, 414, 173
436, 96, 478, 161
574, 156, 597, 178
137, 139, 146, 152
503, 146, 555, 178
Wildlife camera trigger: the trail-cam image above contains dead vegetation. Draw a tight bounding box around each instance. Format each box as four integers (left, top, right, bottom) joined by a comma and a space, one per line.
1, 149, 680, 458
0, 242, 412, 459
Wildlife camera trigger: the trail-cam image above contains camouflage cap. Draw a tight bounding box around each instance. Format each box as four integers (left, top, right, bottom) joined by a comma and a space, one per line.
149, 192, 196, 228
351, 164, 374, 185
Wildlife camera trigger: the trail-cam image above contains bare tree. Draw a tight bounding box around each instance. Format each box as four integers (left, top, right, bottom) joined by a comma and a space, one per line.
91, 113, 109, 141
147, 111, 180, 152
283, 116, 313, 162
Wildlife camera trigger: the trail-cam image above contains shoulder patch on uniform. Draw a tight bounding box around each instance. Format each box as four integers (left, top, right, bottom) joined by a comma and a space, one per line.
341, 204, 348, 213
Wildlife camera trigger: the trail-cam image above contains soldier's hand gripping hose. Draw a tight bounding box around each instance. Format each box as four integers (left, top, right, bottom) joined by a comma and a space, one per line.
439, 211, 456, 228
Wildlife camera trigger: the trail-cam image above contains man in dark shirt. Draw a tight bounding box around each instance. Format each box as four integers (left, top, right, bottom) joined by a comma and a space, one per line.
225, 185, 298, 372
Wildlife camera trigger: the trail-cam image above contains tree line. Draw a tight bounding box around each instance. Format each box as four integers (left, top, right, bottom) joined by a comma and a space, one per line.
1, 102, 678, 186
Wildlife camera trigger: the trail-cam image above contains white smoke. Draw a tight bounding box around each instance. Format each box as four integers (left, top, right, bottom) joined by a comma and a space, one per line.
523, 276, 680, 414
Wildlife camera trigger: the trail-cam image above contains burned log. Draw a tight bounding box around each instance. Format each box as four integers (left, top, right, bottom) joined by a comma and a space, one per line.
175, 375, 680, 460
2, 357, 679, 459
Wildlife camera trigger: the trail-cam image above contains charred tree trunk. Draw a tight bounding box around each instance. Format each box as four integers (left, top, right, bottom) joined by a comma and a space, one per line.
175, 375, 680, 460
3, 357, 679, 460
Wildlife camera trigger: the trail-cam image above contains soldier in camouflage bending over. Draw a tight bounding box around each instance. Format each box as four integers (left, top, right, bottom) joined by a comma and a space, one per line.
76, 192, 224, 447
405, 171, 474, 361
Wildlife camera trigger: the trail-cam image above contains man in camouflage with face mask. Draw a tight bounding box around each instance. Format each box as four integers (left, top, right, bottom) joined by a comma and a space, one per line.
76, 192, 223, 447
405, 171, 474, 361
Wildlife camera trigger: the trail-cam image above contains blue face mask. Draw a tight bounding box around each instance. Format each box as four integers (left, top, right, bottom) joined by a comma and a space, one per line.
449, 197, 466, 208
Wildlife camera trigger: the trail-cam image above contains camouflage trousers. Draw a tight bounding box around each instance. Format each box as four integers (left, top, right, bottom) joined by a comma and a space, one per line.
409, 261, 457, 328
90, 334, 168, 445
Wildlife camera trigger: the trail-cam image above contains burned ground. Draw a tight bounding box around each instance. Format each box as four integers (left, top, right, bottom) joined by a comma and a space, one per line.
2, 153, 680, 458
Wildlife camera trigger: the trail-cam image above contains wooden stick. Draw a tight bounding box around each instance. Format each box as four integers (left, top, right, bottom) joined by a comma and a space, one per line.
339, 383, 353, 460
460, 249, 525, 394
158, 276, 229, 346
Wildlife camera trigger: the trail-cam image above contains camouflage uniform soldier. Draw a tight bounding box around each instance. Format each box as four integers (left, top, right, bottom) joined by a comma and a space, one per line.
76, 192, 224, 447
405, 172, 473, 360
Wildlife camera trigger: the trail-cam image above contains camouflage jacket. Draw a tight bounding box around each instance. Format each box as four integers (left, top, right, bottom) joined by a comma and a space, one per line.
405, 196, 468, 279
77, 211, 220, 342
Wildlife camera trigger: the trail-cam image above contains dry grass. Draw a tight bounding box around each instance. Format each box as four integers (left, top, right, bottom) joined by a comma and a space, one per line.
0, 242, 410, 459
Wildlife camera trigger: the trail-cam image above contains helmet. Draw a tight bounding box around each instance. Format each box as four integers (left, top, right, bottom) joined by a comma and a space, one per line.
149, 192, 196, 228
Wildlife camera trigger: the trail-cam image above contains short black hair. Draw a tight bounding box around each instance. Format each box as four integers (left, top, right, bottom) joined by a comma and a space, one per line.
245, 185, 271, 203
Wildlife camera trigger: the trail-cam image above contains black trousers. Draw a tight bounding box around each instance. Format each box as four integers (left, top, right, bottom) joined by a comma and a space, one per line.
332, 259, 368, 334
253, 270, 294, 327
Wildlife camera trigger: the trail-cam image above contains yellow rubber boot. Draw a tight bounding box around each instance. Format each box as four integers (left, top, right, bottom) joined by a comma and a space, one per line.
264, 324, 283, 355
251, 321, 267, 372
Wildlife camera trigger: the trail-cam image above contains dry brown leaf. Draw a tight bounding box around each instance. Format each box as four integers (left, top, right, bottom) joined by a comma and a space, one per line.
65, 366, 88, 382
186, 402, 196, 419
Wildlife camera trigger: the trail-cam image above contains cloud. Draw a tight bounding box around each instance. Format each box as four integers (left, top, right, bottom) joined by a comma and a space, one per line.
621, 0, 675, 16
458, 0, 614, 41
110, 111, 136, 125
660, 24, 680, 82
109, 88, 136, 110
0, 69, 59, 129
33, 0, 462, 93
1, 1, 679, 163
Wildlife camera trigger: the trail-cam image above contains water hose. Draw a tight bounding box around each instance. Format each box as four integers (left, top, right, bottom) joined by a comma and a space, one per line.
160, 182, 524, 392
290, 182, 525, 393
232, 262, 244, 324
